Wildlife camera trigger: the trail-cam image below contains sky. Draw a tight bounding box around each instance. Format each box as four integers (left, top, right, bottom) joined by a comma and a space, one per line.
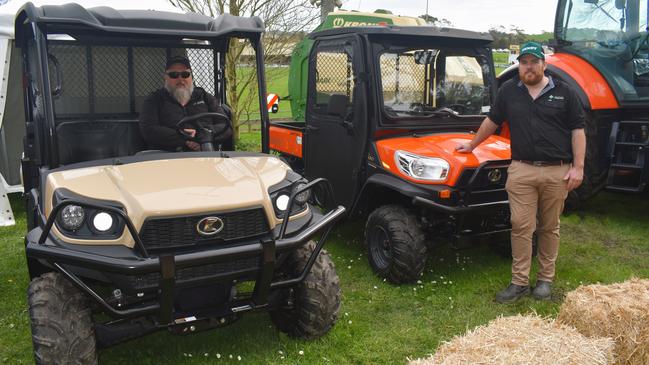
349, 0, 558, 34
0, 0, 559, 34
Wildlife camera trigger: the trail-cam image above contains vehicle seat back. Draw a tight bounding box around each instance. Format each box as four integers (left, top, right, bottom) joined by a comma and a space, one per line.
56, 120, 146, 165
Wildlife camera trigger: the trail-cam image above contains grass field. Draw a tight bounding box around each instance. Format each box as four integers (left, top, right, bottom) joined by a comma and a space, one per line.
1, 188, 648, 364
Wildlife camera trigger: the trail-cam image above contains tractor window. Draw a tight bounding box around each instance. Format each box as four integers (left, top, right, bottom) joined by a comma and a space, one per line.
313, 49, 354, 108
560, 0, 648, 44
379, 49, 489, 121
380, 52, 427, 109
437, 56, 486, 114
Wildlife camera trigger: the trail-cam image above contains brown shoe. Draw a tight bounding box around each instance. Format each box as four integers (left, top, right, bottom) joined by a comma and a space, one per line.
495, 283, 530, 303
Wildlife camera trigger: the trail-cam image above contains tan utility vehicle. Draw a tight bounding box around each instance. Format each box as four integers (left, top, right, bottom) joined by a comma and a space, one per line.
16, 3, 345, 363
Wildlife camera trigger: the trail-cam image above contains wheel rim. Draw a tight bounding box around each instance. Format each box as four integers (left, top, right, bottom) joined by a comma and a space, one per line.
369, 225, 392, 270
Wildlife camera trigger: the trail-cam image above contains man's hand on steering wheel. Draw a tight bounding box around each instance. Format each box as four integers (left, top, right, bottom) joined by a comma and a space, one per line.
181, 128, 199, 150
177, 112, 231, 152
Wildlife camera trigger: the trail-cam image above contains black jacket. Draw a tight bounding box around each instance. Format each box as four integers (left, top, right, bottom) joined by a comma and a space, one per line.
139, 87, 232, 151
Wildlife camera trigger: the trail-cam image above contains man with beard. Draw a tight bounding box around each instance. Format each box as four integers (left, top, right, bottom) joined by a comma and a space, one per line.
455, 42, 586, 303
139, 55, 231, 151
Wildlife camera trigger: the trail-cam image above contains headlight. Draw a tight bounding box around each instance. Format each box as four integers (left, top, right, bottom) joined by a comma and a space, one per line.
59, 204, 85, 230
92, 212, 114, 232
394, 150, 449, 181
275, 194, 290, 211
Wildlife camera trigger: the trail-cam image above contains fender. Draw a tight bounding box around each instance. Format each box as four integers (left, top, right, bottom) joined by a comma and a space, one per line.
350, 172, 441, 216
545, 53, 619, 110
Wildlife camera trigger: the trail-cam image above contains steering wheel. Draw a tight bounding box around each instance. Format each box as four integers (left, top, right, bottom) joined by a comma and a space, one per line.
176, 112, 231, 151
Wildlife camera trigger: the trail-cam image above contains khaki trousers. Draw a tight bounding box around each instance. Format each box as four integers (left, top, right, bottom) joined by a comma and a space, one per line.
505, 160, 570, 286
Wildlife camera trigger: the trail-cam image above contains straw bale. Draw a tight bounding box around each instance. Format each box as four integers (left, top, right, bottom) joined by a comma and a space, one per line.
557, 278, 649, 365
409, 314, 614, 365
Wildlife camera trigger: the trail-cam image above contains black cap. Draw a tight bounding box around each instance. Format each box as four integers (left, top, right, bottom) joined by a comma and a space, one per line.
166, 55, 191, 70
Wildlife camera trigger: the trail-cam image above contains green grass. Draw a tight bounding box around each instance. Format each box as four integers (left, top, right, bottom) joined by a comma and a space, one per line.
1, 190, 648, 364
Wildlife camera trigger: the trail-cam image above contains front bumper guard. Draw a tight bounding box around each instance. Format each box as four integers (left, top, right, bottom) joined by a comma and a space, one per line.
412, 196, 509, 214
27, 178, 345, 323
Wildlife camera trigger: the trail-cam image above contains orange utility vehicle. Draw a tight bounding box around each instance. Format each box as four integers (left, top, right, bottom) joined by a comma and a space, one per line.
268, 25, 513, 283
500, 0, 649, 208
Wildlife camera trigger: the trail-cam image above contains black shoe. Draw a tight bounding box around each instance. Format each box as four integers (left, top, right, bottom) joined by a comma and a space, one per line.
532, 280, 552, 300
495, 283, 530, 303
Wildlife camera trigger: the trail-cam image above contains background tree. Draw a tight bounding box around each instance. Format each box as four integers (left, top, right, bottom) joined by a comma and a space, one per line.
168, 0, 319, 140
486, 25, 553, 49
418, 14, 453, 27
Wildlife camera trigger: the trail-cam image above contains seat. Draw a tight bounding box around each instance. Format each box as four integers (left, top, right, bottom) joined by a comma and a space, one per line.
56, 120, 146, 165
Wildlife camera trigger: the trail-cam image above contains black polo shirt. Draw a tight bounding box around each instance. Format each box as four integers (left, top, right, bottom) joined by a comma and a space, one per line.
488, 76, 585, 161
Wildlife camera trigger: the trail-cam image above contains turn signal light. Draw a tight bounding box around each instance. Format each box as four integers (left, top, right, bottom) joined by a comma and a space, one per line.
439, 190, 451, 199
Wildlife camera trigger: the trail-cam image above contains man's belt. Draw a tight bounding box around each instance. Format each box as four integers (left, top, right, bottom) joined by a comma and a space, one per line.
517, 160, 571, 167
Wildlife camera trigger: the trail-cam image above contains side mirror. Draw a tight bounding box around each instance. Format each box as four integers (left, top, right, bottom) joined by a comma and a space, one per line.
327, 94, 349, 118
615, 0, 626, 9
414, 50, 438, 65
583, 0, 598, 4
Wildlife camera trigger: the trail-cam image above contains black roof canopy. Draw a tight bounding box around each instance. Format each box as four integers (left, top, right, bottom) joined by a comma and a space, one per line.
15, 2, 264, 44
310, 25, 493, 46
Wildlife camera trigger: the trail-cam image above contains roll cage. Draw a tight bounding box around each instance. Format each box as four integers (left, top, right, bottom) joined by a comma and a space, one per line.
15, 2, 271, 181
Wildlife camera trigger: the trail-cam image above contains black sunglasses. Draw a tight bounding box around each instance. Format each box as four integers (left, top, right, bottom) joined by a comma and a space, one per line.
166, 71, 192, 79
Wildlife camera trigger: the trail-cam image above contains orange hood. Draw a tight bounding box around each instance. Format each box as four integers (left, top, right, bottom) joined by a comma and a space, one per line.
375, 133, 511, 186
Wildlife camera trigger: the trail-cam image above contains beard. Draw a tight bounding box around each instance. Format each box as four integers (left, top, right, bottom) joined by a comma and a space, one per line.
520, 70, 544, 86
165, 83, 194, 105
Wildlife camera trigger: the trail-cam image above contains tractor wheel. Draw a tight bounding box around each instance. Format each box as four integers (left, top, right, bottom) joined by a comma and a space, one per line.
564, 111, 606, 212
364, 205, 427, 284
28, 272, 97, 365
270, 241, 340, 339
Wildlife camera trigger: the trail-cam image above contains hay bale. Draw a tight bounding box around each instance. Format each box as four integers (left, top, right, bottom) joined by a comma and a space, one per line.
557, 278, 649, 365
409, 314, 614, 365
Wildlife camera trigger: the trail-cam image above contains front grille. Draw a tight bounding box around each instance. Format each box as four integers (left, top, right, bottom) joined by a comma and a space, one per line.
470, 166, 508, 189
126, 257, 260, 290
458, 165, 508, 190
140, 208, 269, 251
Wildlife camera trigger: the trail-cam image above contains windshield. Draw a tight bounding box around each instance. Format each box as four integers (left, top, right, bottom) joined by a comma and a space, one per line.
559, 0, 648, 45
379, 48, 491, 122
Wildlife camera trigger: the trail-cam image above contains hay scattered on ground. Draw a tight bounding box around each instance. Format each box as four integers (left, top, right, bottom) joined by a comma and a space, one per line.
409, 314, 614, 365
557, 278, 649, 365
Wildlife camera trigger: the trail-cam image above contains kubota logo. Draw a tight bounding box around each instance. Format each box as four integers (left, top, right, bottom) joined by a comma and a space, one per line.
488, 169, 503, 183
196, 216, 224, 236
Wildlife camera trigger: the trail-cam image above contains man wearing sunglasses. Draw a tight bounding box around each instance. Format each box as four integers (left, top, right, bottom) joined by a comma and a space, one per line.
139, 55, 232, 151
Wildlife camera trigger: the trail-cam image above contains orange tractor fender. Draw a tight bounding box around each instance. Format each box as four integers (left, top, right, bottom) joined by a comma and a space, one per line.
498, 53, 620, 111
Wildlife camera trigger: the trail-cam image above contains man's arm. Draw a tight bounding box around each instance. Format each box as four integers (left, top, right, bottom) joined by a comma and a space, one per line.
139, 94, 186, 150
564, 128, 585, 191
455, 117, 500, 153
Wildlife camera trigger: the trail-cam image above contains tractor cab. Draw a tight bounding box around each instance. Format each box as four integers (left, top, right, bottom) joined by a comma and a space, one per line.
554, 0, 649, 104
